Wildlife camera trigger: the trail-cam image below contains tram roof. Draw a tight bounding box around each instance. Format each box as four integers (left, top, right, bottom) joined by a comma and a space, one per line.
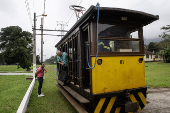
55, 5, 159, 48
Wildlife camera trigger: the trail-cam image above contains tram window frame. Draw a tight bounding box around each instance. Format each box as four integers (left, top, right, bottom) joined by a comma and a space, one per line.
98, 39, 141, 53
81, 25, 90, 89
68, 39, 73, 82
95, 23, 144, 55
98, 23, 140, 39
73, 35, 79, 85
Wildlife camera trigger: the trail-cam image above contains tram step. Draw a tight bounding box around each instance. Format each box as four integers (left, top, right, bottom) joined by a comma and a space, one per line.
57, 80, 90, 104
56, 84, 88, 113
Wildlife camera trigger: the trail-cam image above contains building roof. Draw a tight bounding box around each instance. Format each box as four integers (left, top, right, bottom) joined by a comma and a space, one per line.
144, 50, 157, 55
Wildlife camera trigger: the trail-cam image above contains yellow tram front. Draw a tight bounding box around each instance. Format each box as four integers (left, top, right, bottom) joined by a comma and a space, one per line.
86, 7, 159, 113
91, 24, 146, 113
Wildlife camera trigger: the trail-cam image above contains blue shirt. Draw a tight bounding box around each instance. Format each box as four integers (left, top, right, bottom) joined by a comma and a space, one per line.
57, 52, 68, 67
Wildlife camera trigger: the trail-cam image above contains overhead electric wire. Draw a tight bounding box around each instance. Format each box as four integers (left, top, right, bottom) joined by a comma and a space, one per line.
46, 39, 60, 55
130, 0, 148, 9
25, 0, 33, 27
78, 0, 84, 5
46, 0, 80, 56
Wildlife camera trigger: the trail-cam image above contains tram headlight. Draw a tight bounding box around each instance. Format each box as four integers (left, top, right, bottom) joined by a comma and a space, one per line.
97, 59, 102, 65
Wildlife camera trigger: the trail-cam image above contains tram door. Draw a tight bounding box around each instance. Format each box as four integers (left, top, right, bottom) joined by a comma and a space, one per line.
78, 26, 90, 90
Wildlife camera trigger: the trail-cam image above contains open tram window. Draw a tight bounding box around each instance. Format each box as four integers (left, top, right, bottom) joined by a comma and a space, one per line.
98, 23, 141, 52
68, 40, 73, 82
73, 35, 79, 85
98, 23, 139, 39
82, 25, 90, 89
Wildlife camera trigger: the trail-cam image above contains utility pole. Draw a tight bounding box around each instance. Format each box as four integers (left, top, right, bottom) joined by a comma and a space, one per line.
56, 21, 68, 39
41, 17, 43, 63
33, 13, 36, 75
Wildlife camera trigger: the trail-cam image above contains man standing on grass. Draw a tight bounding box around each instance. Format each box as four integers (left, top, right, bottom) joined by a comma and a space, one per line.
35, 62, 47, 97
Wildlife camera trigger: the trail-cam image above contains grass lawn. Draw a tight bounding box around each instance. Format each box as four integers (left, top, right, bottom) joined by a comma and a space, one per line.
145, 62, 170, 87
26, 66, 76, 113
1, 62, 169, 112
46, 64, 56, 69
0, 75, 32, 113
0, 65, 33, 72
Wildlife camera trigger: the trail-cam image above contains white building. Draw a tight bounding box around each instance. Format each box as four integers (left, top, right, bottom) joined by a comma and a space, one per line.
144, 50, 163, 62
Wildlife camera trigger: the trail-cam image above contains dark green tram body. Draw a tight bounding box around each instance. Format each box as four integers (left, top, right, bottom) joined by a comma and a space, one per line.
55, 5, 158, 113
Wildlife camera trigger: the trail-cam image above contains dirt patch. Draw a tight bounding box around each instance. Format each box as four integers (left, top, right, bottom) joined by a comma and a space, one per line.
147, 87, 170, 94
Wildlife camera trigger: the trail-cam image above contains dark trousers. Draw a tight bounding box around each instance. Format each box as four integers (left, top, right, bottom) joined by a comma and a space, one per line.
38, 77, 43, 95
62, 66, 68, 82
58, 66, 68, 82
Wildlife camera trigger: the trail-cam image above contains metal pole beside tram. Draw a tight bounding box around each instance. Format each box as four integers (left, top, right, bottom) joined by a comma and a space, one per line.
33, 13, 36, 76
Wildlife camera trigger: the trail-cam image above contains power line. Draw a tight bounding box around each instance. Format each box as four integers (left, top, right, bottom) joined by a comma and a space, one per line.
46, 39, 59, 55
56, 21, 68, 39
25, 0, 33, 27
130, 0, 148, 9
78, 0, 84, 5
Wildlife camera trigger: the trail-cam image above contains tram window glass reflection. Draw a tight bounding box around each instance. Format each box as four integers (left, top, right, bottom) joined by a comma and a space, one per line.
98, 39, 141, 52
69, 48, 73, 60
98, 23, 139, 39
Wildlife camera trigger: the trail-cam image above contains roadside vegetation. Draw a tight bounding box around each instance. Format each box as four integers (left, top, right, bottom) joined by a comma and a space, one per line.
145, 62, 170, 87
0, 65, 33, 71
0, 75, 32, 113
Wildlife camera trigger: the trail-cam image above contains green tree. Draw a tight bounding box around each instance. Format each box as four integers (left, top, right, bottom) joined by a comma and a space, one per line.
163, 45, 170, 63
0, 26, 33, 70
159, 25, 170, 39
0, 53, 5, 65
144, 43, 148, 50
44, 55, 57, 64
159, 25, 170, 63
147, 42, 159, 52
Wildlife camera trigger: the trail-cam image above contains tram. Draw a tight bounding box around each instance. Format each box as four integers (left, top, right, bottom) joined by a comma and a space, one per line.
55, 5, 158, 113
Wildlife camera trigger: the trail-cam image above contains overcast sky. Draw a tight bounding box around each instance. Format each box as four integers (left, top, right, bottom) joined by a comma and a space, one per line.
0, 0, 170, 61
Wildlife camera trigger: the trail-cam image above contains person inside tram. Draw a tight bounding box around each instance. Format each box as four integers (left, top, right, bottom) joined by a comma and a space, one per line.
98, 40, 111, 52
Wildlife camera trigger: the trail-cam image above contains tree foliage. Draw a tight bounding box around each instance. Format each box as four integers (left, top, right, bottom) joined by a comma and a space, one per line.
0, 26, 33, 70
159, 25, 170, 39
147, 42, 159, 52
159, 25, 170, 63
44, 55, 57, 64
162, 45, 170, 63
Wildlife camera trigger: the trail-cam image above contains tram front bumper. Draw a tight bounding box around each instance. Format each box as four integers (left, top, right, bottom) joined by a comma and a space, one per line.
125, 101, 139, 112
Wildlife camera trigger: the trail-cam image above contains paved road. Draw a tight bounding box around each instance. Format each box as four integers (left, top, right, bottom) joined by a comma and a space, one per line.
139, 88, 170, 113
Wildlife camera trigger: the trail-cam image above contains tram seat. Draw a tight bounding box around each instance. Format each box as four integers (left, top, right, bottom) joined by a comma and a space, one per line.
118, 49, 132, 52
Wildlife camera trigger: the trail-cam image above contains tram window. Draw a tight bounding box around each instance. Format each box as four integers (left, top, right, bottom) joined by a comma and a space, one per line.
98, 39, 141, 52
98, 23, 139, 39
69, 48, 73, 60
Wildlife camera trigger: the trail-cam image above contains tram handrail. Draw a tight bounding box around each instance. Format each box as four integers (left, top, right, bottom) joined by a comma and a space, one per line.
86, 3, 100, 69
